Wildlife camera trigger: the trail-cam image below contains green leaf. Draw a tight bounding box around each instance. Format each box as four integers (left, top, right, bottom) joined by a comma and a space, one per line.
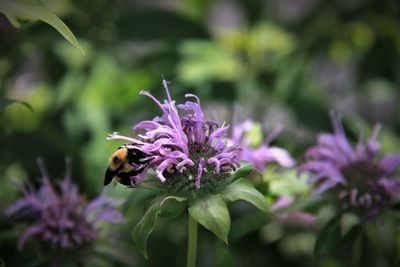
188, 194, 230, 244
230, 210, 271, 240
222, 178, 269, 212
0, 98, 33, 112
132, 197, 162, 259
178, 41, 242, 84
135, 173, 167, 192
314, 214, 341, 258
231, 162, 254, 182
214, 241, 236, 267
132, 195, 186, 258
160, 196, 186, 218
268, 170, 310, 195
340, 212, 360, 238
0, 0, 85, 55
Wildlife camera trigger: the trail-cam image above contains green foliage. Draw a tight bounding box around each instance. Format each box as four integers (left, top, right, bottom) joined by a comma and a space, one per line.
188, 194, 231, 244
178, 41, 242, 84
0, 0, 84, 54
222, 178, 269, 212
132, 195, 186, 258
340, 213, 360, 238
131, 165, 269, 259
0, 98, 33, 112
314, 213, 342, 260
231, 163, 254, 182
268, 170, 311, 196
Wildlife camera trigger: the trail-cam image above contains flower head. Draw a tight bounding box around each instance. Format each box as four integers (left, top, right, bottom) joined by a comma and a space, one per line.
5, 159, 125, 251
230, 119, 295, 172
299, 113, 400, 216
107, 80, 240, 197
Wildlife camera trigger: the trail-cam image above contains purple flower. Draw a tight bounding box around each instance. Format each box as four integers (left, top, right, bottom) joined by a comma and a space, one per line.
230, 120, 295, 172
272, 196, 315, 229
299, 113, 400, 216
5, 159, 125, 251
107, 80, 240, 195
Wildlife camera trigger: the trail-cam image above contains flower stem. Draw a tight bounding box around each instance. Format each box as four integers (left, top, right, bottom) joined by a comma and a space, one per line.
352, 231, 363, 267
186, 214, 198, 267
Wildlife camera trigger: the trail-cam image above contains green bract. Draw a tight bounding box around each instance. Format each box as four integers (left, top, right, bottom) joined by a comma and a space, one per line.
132, 165, 270, 258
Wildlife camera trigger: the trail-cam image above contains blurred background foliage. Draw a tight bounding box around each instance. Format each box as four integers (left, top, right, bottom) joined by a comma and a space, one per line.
0, 0, 399, 266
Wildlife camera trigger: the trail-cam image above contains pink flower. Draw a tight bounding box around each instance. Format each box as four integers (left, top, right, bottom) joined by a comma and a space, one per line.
6, 159, 124, 250
230, 120, 295, 172
299, 112, 400, 216
107, 80, 240, 191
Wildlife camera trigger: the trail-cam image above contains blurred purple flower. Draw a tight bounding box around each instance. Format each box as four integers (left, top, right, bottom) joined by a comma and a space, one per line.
299, 113, 400, 216
5, 159, 125, 251
276, 212, 316, 229
272, 196, 315, 229
230, 120, 295, 172
107, 80, 240, 191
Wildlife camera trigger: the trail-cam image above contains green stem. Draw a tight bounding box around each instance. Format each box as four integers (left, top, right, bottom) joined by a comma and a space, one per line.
186, 214, 198, 267
352, 231, 363, 267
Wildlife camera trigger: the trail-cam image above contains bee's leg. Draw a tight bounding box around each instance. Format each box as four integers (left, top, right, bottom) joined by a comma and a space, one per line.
127, 149, 153, 165
117, 166, 148, 187
116, 172, 133, 187
139, 157, 154, 164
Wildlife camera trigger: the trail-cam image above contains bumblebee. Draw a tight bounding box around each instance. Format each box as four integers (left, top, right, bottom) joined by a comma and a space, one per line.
104, 145, 152, 187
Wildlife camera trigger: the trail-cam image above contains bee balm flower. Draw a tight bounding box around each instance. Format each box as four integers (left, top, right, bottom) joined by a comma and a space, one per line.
230, 120, 295, 172
107, 80, 240, 197
5, 160, 125, 251
110, 80, 271, 262
299, 113, 400, 216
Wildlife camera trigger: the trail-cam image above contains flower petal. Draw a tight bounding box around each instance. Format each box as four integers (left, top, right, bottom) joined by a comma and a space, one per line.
379, 154, 400, 175
195, 158, 206, 189
18, 224, 43, 251
156, 158, 179, 182
379, 178, 400, 199
264, 147, 296, 168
